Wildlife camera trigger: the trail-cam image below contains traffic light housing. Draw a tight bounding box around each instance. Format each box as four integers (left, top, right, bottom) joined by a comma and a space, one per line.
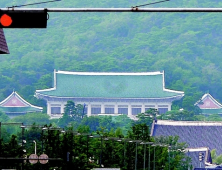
0, 10, 47, 28
199, 152, 204, 162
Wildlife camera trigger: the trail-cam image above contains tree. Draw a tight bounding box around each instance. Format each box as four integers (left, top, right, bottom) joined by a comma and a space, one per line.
58, 101, 86, 127
80, 116, 100, 132
10, 112, 50, 125
160, 110, 199, 121
136, 108, 158, 127
0, 111, 9, 122
211, 149, 222, 164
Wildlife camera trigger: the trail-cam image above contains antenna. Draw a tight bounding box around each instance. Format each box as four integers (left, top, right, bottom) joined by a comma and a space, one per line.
8, 0, 61, 8
132, 0, 170, 8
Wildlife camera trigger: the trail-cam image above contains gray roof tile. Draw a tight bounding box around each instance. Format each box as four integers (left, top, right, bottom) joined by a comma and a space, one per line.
0, 28, 9, 54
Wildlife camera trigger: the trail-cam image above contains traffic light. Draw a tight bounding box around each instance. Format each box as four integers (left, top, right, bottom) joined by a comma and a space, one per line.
0, 10, 47, 28
199, 152, 204, 162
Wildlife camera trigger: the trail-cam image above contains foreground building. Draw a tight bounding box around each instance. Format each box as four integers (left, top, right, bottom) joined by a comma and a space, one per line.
186, 147, 212, 169
0, 91, 43, 118
151, 120, 222, 168
195, 93, 222, 115
35, 70, 184, 118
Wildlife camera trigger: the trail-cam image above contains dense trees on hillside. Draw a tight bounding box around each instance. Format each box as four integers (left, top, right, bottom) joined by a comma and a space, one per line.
0, 1, 222, 113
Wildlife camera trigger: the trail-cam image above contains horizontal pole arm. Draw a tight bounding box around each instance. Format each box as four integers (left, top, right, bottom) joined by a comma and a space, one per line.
1, 8, 222, 12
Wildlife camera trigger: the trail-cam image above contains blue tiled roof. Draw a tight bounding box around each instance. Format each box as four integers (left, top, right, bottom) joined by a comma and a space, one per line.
186, 149, 212, 169
152, 121, 222, 155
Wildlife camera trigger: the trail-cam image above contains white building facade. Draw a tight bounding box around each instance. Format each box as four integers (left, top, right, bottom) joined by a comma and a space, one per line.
35, 70, 184, 119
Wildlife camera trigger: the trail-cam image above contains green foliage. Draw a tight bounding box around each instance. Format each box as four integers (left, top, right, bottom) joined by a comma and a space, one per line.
0, 123, 191, 169
0, 111, 9, 122
160, 110, 199, 121
136, 108, 158, 127
211, 149, 222, 164
10, 112, 50, 125
206, 114, 222, 121
58, 101, 86, 127
80, 116, 100, 132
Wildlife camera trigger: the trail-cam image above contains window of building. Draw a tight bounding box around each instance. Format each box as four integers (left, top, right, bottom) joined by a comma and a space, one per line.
118, 105, 128, 115
158, 108, 168, 114
51, 107, 61, 114
132, 107, 142, 115
91, 105, 101, 115
131, 105, 142, 115
105, 105, 114, 114
105, 108, 114, 114
118, 108, 128, 115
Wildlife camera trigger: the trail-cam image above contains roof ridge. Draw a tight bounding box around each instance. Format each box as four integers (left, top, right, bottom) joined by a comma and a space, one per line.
56, 70, 163, 76
156, 120, 222, 126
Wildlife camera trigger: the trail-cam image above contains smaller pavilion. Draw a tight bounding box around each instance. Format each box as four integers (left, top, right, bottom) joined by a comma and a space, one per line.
0, 91, 43, 118
195, 93, 222, 115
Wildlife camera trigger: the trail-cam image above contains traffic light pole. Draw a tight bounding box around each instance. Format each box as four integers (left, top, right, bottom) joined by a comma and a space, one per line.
1, 7, 222, 28
2, 8, 222, 12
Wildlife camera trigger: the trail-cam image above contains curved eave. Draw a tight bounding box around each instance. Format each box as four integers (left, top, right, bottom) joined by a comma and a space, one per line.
0, 106, 42, 110
36, 87, 56, 93
195, 93, 222, 108
204, 93, 222, 108
163, 88, 184, 95
0, 91, 43, 110
14, 92, 43, 110
35, 92, 184, 100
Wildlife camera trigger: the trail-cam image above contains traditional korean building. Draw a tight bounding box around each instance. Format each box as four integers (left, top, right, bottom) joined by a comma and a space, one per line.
0, 91, 43, 118
0, 28, 9, 54
151, 120, 220, 168
35, 70, 184, 119
195, 93, 222, 115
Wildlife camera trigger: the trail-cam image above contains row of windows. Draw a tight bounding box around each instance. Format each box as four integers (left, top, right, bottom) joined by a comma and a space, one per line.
51, 106, 168, 115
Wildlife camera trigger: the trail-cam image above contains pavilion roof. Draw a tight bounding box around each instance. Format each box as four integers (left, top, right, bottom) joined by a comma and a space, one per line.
151, 120, 222, 155
0, 91, 42, 113
36, 70, 184, 99
195, 93, 222, 114
0, 29, 9, 54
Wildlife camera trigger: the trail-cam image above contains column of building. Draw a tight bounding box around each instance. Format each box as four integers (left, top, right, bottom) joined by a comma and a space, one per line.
47, 102, 51, 116
114, 103, 118, 115
101, 103, 105, 114
87, 103, 91, 116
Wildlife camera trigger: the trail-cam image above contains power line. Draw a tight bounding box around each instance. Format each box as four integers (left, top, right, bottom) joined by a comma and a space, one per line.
8, 0, 61, 8
132, 0, 170, 8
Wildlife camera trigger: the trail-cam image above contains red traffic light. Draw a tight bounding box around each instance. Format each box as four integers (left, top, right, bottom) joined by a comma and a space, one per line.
0, 10, 47, 28
0, 14, 12, 27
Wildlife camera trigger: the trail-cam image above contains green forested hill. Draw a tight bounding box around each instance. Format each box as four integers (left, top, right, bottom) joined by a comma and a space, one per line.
0, 0, 222, 110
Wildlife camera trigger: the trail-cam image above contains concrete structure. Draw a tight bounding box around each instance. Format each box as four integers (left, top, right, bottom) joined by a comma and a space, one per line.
0, 91, 43, 118
35, 70, 184, 119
